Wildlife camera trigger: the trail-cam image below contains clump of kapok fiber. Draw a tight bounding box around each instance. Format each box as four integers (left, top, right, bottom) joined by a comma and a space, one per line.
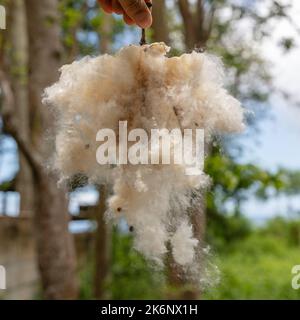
43, 43, 244, 282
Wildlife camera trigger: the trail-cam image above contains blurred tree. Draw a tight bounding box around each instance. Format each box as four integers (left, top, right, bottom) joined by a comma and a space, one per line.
178, 0, 214, 50
152, 0, 170, 44
0, 0, 79, 299
25, 0, 79, 299
6, 0, 33, 217
94, 185, 111, 299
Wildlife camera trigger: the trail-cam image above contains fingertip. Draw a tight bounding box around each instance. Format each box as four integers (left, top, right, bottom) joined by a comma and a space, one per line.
123, 14, 135, 25
98, 0, 113, 13
112, 0, 124, 15
135, 12, 152, 28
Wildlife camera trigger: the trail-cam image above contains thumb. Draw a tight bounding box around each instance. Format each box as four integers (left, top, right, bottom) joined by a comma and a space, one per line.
118, 0, 152, 28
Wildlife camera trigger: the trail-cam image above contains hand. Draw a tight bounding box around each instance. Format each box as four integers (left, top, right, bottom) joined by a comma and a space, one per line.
98, 0, 152, 28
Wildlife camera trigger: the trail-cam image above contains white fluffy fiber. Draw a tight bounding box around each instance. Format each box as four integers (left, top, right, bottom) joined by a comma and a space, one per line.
43, 42, 244, 274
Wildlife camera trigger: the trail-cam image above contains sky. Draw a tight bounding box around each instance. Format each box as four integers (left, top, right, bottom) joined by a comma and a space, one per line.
0, 0, 300, 223
241, 0, 300, 170
239, 0, 300, 221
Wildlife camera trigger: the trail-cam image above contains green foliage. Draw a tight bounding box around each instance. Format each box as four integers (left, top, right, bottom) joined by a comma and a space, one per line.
80, 218, 300, 300
206, 211, 252, 250
205, 147, 291, 249
79, 250, 95, 300
208, 151, 287, 199
79, 229, 164, 300
60, 0, 130, 58
0, 179, 13, 192
260, 217, 300, 247
205, 218, 300, 300
281, 170, 300, 195
109, 229, 164, 300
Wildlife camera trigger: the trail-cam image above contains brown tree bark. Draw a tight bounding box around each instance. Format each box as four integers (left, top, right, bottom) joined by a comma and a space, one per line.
99, 12, 113, 54
7, 0, 34, 217
94, 185, 111, 300
152, 0, 170, 44
178, 0, 214, 50
33, 173, 78, 299
24, 0, 79, 299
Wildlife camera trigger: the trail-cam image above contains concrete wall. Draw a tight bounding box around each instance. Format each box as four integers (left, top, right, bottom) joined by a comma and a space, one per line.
0, 217, 93, 300
0, 217, 39, 300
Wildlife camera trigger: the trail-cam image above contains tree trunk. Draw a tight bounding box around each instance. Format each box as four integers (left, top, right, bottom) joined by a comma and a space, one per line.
152, 0, 170, 44
34, 173, 78, 299
178, 0, 214, 50
99, 12, 113, 54
25, 0, 79, 299
94, 185, 111, 300
178, 0, 197, 50
8, 0, 34, 217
